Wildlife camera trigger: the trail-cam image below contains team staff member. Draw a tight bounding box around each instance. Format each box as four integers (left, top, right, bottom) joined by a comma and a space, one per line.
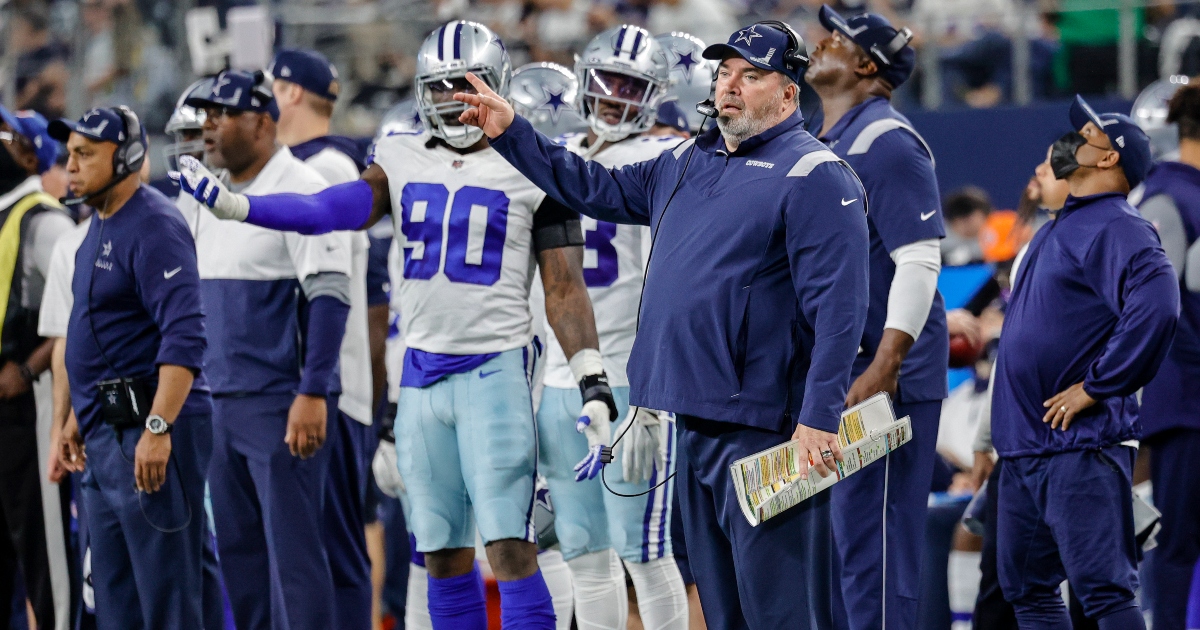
991, 96, 1179, 630
458, 22, 870, 628
269, 47, 379, 630
181, 70, 353, 630
50, 107, 210, 629
1135, 81, 1200, 630
804, 8, 947, 630
0, 105, 72, 630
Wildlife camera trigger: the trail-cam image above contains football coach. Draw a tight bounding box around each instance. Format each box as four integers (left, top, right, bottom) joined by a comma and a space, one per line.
457, 21, 870, 629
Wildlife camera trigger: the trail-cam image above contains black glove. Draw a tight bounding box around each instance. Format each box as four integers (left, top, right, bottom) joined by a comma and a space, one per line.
579, 372, 619, 424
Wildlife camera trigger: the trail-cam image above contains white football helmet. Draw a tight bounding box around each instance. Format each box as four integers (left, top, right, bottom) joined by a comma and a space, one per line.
510, 62, 588, 138
575, 25, 671, 142
163, 78, 212, 172
655, 32, 716, 132
1132, 75, 1191, 160
414, 21, 512, 149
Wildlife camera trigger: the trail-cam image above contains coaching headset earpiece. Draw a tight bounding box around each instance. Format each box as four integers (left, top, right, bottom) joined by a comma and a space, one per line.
755, 20, 810, 74
695, 20, 808, 118
112, 105, 146, 179
249, 70, 275, 110
869, 26, 914, 67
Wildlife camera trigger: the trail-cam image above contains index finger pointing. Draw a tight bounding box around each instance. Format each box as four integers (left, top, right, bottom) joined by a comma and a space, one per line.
464, 72, 493, 96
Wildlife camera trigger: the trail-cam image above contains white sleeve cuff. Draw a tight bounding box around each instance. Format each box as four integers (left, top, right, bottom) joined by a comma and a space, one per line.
884, 238, 942, 342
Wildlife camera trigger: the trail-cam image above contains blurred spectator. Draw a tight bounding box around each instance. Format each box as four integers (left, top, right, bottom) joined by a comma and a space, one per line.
13, 6, 70, 120
941, 186, 992, 266
1054, 0, 1145, 95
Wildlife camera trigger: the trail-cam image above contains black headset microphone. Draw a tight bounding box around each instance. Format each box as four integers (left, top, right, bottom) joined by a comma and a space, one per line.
62, 106, 147, 207
601, 21, 808, 498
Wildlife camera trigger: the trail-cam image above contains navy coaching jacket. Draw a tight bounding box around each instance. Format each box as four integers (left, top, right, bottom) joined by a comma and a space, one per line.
992, 192, 1179, 457
490, 111, 870, 434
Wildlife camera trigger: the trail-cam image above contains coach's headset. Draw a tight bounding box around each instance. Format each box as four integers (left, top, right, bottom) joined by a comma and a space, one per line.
607, 22, 812, 498
63, 105, 147, 207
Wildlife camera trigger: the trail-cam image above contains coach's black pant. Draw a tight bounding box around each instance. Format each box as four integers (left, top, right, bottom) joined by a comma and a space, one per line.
0, 391, 55, 629
1145, 428, 1200, 630
676, 416, 833, 630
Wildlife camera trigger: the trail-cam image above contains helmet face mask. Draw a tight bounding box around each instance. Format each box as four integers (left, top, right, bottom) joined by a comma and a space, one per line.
576, 25, 670, 142
163, 78, 213, 172
415, 21, 512, 149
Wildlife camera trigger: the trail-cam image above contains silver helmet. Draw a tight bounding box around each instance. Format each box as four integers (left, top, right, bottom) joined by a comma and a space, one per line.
510, 62, 588, 138
163, 78, 213, 171
1132, 75, 1190, 160
575, 25, 671, 142
414, 21, 512, 149
655, 32, 716, 132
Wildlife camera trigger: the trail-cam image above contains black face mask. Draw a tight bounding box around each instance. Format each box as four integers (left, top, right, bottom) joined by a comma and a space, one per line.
0, 144, 30, 195
1050, 131, 1087, 180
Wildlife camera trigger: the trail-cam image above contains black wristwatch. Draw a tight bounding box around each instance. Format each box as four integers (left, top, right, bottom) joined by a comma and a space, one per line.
146, 414, 172, 435
17, 363, 36, 385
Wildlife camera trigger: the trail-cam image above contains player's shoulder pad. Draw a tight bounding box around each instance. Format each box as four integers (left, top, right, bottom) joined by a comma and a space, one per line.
846, 118, 935, 167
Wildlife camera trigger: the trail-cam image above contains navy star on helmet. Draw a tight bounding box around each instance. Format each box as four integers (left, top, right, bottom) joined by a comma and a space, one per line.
510, 62, 588, 138
655, 32, 717, 131
575, 24, 671, 142
414, 20, 512, 149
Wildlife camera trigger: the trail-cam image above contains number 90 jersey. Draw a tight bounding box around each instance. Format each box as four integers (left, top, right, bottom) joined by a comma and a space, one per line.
542, 133, 683, 389
371, 132, 548, 355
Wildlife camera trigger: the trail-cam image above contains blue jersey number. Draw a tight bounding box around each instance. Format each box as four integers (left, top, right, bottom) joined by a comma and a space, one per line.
399, 184, 510, 286
582, 217, 618, 287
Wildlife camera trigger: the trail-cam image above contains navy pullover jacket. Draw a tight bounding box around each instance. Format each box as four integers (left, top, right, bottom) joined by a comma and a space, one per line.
490, 111, 870, 434
992, 192, 1179, 457
66, 185, 208, 438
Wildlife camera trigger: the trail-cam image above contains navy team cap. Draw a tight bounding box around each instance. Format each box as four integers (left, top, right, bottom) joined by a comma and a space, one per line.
655, 99, 690, 133
703, 23, 806, 84
48, 107, 144, 150
818, 5, 916, 88
185, 70, 280, 120
269, 49, 341, 101
0, 106, 60, 174
1069, 94, 1153, 189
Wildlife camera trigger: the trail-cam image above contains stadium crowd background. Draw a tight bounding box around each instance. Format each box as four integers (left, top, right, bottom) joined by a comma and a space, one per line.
2, 0, 1199, 629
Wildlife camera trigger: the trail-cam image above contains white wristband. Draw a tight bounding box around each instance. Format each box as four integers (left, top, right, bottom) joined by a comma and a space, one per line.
568, 348, 605, 382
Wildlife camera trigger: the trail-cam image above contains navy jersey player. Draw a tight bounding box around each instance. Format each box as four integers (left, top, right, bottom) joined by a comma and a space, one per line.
533, 25, 689, 630
174, 21, 613, 630
805, 8, 947, 630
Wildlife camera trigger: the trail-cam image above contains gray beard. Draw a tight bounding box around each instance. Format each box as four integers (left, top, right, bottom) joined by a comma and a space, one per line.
716, 90, 786, 148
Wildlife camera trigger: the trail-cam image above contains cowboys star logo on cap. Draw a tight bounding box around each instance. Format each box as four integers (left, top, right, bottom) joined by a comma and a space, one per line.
734, 25, 762, 46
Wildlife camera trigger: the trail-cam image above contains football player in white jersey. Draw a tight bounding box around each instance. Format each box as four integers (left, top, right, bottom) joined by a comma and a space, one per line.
178, 69, 354, 630
532, 25, 689, 630
173, 21, 615, 630
269, 47, 380, 630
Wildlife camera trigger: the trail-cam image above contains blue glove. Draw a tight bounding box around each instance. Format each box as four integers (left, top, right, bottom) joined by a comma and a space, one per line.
572, 398, 612, 481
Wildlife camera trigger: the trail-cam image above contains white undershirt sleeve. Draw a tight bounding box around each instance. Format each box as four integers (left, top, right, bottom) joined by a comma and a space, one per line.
884, 238, 942, 342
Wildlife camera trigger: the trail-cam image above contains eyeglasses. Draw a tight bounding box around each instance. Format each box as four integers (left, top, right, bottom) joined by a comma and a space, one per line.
201, 106, 245, 121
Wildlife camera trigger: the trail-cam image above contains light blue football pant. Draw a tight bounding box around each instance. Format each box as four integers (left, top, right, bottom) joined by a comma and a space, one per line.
396, 346, 539, 552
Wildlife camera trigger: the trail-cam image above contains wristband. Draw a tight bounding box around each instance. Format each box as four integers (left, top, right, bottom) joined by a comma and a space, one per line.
568, 348, 605, 382
17, 363, 36, 384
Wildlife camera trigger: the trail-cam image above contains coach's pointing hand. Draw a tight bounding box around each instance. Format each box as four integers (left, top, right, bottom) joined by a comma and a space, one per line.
792, 424, 843, 480
455, 72, 515, 138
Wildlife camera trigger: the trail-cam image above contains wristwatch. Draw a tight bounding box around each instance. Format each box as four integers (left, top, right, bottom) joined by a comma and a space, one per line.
146, 414, 172, 435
